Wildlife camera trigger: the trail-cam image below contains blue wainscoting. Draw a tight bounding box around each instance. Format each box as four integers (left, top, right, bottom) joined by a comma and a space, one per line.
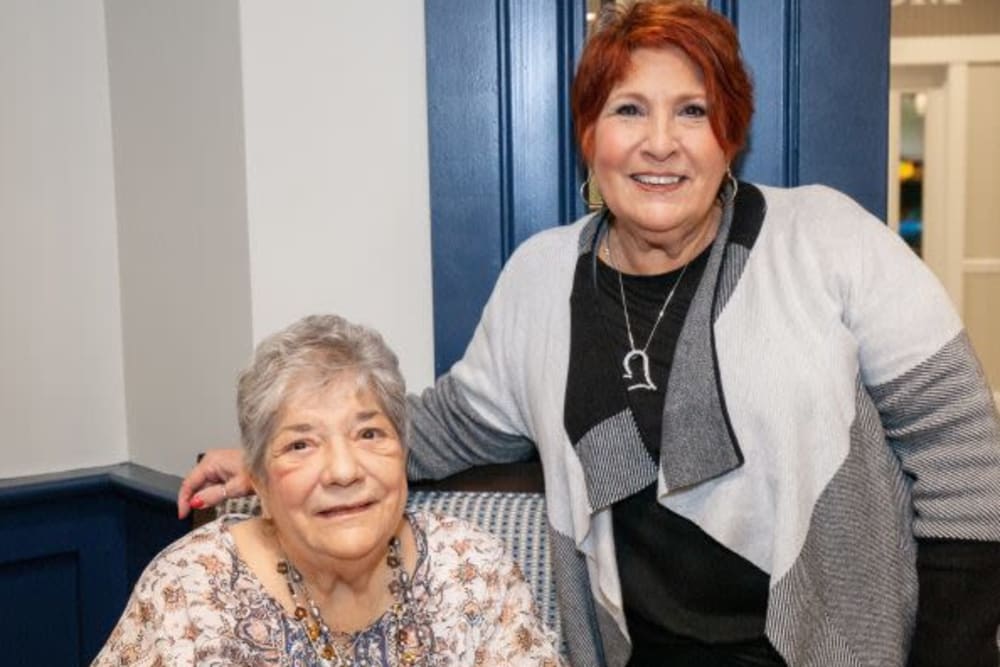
0, 464, 189, 666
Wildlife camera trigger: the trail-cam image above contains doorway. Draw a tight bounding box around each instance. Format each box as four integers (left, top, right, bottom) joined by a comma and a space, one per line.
889, 36, 1000, 402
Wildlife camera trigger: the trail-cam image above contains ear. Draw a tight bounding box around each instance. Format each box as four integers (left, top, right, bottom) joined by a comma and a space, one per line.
250, 474, 271, 520
580, 126, 596, 166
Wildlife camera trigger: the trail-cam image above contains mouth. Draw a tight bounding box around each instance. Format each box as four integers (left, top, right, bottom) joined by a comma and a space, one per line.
315, 500, 376, 519
631, 173, 684, 186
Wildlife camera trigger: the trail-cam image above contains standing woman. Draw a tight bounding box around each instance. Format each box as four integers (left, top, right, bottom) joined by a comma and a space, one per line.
181, 2, 1000, 665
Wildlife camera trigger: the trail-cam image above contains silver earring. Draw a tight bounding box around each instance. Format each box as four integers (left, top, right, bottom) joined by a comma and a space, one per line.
721, 167, 738, 206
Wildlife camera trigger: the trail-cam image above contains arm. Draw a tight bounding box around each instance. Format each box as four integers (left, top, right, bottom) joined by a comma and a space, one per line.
406, 374, 536, 481
867, 335, 1000, 666
406, 243, 547, 481
843, 203, 1000, 664
179, 230, 553, 508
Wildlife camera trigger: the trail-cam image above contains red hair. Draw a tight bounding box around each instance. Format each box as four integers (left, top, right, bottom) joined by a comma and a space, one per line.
572, 0, 754, 164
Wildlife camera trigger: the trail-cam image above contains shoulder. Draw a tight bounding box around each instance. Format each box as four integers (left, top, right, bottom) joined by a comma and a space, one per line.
411, 510, 529, 594
497, 214, 596, 283
134, 518, 238, 596
756, 185, 885, 234
754, 182, 892, 243
413, 509, 509, 565
745, 182, 921, 282
510, 213, 596, 259
477, 215, 594, 323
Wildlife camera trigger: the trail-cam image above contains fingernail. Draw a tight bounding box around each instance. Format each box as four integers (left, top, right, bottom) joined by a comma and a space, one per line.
190, 497, 205, 510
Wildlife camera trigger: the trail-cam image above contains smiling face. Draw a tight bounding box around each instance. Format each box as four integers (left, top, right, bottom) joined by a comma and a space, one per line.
591, 46, 728, 256
255, 372, 407, 570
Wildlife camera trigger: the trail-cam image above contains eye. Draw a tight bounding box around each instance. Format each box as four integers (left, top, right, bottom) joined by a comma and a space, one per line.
281, 439, 312, 454
358, 427, 383, 440
613, 103, 642, 117
680, 103, 708, 118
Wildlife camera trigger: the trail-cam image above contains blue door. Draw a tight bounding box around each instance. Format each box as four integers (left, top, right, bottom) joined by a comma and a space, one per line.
425, 0, 889, 374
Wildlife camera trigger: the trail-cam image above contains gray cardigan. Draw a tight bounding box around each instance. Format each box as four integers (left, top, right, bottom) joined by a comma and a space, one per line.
407, 183, 1000, 666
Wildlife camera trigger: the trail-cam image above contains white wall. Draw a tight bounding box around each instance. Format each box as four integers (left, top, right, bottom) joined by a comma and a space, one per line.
0, 1, 435, 480
105, 0, 254, 477
0, 0, 128, 477
238, 1, 435, 389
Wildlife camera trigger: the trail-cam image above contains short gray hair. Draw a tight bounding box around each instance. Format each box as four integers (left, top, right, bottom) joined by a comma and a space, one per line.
237, 314, 408, 479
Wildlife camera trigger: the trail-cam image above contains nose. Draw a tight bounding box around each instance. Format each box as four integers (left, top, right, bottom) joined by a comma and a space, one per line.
642, 112, 677, 161
319, 438, 362, 486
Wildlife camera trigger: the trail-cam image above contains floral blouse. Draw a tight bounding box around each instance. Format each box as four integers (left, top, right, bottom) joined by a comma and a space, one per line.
92, 511, 564, 666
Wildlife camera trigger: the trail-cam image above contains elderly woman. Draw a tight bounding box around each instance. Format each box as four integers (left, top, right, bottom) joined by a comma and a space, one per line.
96, 315, 563, 666
179, 2, 1000, 665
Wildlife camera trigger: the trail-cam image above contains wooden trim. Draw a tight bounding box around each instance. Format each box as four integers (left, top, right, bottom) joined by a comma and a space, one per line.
0, 462, 180, 507
410, 461, 545, 493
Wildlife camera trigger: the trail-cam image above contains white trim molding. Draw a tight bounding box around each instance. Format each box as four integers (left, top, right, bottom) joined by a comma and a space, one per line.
892, 35, 1000, 65
943, 62, 969, 313
964, 258, 1000, 274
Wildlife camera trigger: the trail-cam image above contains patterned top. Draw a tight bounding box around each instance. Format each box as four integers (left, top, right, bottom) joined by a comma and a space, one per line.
92, 511, 564, 666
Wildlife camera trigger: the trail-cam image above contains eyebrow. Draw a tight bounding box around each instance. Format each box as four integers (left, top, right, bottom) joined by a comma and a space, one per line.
276, 423, 315, 435
355, 410, 381, 423
276, 410, 382, 432
608, 87, 706, 101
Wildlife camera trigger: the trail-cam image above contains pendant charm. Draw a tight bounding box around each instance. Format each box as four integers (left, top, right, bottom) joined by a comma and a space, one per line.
622, 349, 657, 391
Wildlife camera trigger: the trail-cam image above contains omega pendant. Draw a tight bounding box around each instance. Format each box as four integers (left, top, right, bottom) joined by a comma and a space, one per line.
622, 349, 657, 391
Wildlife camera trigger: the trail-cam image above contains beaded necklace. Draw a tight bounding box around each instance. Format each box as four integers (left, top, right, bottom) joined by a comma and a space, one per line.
277, 525, 435, 666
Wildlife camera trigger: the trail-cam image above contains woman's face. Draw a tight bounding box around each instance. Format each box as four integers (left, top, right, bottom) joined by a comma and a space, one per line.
256, 372, 407, 569
591, 46, 728, 247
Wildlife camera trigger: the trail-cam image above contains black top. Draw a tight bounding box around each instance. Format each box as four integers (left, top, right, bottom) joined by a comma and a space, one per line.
568, 236, 785, 666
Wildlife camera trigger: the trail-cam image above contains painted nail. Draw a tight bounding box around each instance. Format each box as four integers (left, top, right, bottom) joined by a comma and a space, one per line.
190, 497, 205, 510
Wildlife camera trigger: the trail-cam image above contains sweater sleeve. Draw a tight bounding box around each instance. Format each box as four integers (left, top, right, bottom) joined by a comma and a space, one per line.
868, 333, 1000, 665
838, 194, 1000, 663
908, 539, 1000, 666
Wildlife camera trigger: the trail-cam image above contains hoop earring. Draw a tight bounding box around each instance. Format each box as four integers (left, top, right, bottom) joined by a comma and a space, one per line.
721, 167, 738, 206
580, 173, 603, 211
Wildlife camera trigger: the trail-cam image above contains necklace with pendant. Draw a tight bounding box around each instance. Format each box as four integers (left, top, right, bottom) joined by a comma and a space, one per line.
605, 228, 690, 392
277, 525, 435, 666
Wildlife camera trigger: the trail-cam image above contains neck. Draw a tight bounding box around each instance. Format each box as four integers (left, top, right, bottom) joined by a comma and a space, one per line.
273, 516, 411, 631
607, 205, 721, 275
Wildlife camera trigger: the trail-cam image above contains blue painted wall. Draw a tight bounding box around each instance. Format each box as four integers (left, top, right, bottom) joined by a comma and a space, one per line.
425, 0, 889, 374
0, 465, 189, 666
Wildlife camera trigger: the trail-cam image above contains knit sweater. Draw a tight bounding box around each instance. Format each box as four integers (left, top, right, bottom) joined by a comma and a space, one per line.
407, 182, 1000, 666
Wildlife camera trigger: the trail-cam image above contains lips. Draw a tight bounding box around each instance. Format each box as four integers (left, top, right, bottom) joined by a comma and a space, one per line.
315, 500, 375, 518
632, 173, 684, 186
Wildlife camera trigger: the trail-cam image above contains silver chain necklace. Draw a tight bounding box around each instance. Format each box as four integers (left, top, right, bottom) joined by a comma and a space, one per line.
277, 531, 434, 666
605, 228, 690, 392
